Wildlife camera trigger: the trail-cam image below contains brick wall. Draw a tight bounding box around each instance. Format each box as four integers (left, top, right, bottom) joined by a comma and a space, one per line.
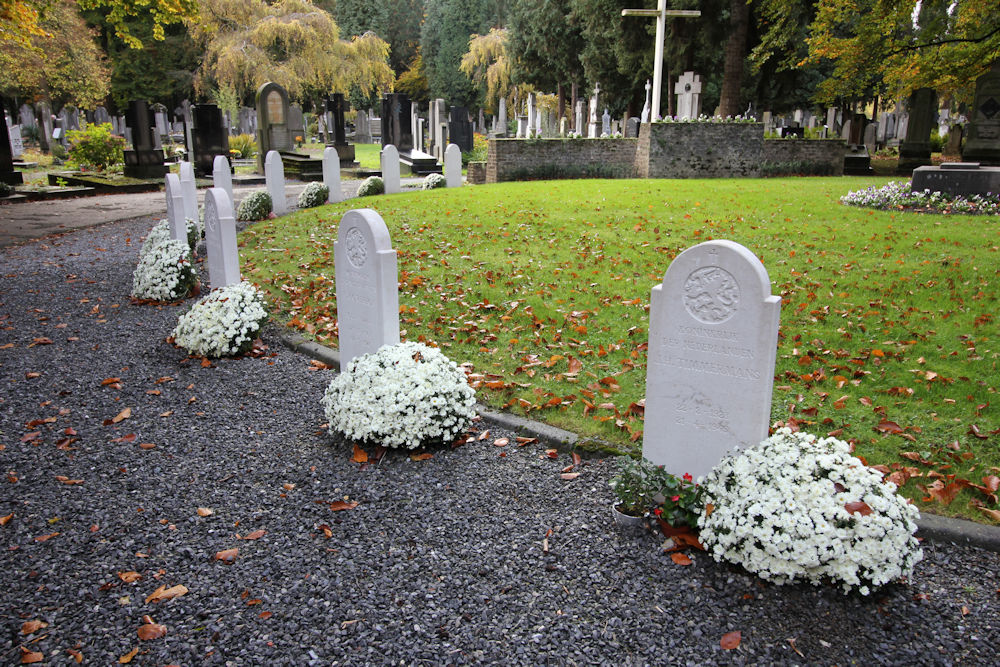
486, 138, 637, 183
636, 122, 765, 178
761, 139, 846, 176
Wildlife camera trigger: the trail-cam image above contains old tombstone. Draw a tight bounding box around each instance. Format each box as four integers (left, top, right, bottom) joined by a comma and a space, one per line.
212, 154, 233, 203
381, 144, 400, 194
334, 208, 400, 366
643, 240, 781, 478
863, 123, 878, 154
203, 187, 240, 290
93, 106, 110, 125
355, 109, 370, 143
516, 117, 527, 138
675, 71, 702, 119
36, 101, 53, 152
762, 111, 773, 135
178, 161, 199, 223
8, 123, 24, 159
124, 100, 167, 178
825, 107, 837, 134
497, 97, 507, 136
575, 100, 584, 135
911, 161, 1000, 197
588, 83, 600, 138
322, 146, 342, 203
19, 104, 36, 130
381, 93, 414, 152
962, 60, 1000, 165
326, 93, 355, 166
898, 87, 937, 173
641, 79, 652, 123
0, 104, 23, 185
238, 107, 256, 136
560, 117, 569, 136
191, 104, 230, 177
288, 104, 305, 144
255, 82, 292, 172
601, 109, 611, 136
164, 173, 187, 242
527, 94, 537, 136
943, 125, 963, 155
444, 143, 462, 188
430, 98, 447, 158
448, 106, 473, 152
264, 150, 287, 214
626, 117, 641, 138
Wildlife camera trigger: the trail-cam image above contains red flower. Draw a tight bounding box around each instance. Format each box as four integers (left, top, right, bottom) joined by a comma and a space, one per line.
683, 473, 693, 482
671, 495, 680, 502
654, 508, 663, 517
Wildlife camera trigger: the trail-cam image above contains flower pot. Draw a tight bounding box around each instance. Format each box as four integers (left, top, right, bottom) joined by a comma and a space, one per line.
612, 503, 647, 530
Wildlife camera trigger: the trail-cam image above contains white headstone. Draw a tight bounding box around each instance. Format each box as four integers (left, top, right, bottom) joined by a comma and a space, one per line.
8, 124, 23, 158
203, 187, 240, 290
334, 209, 400, 366
588, 84, 600, 138
675, 71, 702, 119
497, 97, 507, 135
381, 144, 400, 194
323, 147, 343, 203
212, 155, 233, 203
527, 93, 537, 136
444, 143, 462, 188
264, 150, 286, 214
178, 161, 199, 223
826, 107, 837, 133
601, 108, 611, 136
643, 240, 781, 479
575, 100, 584, 135
164, 173, 187, 242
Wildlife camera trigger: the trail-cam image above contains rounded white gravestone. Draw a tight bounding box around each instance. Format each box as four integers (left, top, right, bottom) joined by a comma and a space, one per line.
444, 144, 462, 188
265, 150, 287, 215
203, 187, 240, 290
164, 173, 187, 242
322, 147, 342, 203
178, 161, 199, 223
381, 144, 401, 194
212, 155, 233, 203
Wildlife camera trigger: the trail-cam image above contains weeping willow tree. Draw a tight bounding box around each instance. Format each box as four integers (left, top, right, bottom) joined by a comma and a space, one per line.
459, 28, 531, 114
191, 0, 394, 108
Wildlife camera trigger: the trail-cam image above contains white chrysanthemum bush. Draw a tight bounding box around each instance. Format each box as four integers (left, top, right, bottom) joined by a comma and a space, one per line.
140, 220, 200, 261
356, 175, 384, 197
422, 173, 445, 190
237, 190, 272, 221
322, 342, 477, 449
297, 181, 329, 208
698, 428, 923, 595
172, 281, 269, 357
131, 238, 198, 302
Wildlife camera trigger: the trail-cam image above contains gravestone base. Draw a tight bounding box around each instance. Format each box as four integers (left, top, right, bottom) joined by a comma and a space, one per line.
278, 151, 324, 181
332, 143, 358, 167
124, 150, 168, 179
911, 162, 1000, 197
1, 170, 23, 186
961, 142, 1000, 167
399, 149, 442, 175
897, 141, 932, 175
843, 144, 873, 175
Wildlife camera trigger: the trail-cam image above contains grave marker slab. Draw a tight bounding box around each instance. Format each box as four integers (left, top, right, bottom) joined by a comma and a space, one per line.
264, 150, 287, 214
381, 144, 400, 194
213, 155, 233, 202
444, 143, 462, 187
963, 60, 1000, 165
203, 187, 240, 290
1, 104, 23, 185
334, 209, 400, 366
323, 146, 343, 203
675, 71, 702, 119
164, 173, 187, 242
643, 240, 781, 478
192, 104, 230, 177
179, 161, 199, 223
255, 82, 291, 173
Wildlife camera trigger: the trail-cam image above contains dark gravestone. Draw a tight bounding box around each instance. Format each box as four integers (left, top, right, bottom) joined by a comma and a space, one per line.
783, 126, 805, 138
847, 113, 866, 145
962, 61, 1000, 166
898, 87, 937, 174
1, 99, 24, 185
448, 106, 473, 153
255, 82, 292, 173
911, 162, 1000, 197
944, 126, 963, 156
123, 100, 167, 178
326, 94, 355, 166
843, 144, 874, 175
626, 117, 641, 138
191, 104, 230, 177
381, 93, 413, 151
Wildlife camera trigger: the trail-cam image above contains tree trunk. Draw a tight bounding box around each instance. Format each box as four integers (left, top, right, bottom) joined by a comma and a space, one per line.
719, 0, 749, 117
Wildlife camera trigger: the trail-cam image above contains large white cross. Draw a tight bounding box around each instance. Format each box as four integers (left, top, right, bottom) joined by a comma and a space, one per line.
622, 1, 701, 121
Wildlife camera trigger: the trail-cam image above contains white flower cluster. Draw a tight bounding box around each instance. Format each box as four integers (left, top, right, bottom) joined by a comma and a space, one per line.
356, 176, 384, 197
297, 181, 330, 208
321, 341, 477, 449
422, 173, 446, 190
237, 190, 272, 221
172, 281, 269, 357
698, 428, 923, 595
131, 238, 197, 302
140, 220, 201, 260
841, 180, 1000, 215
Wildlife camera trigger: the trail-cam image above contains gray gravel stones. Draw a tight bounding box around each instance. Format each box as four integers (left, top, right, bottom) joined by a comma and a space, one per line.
1, 216, 998, 665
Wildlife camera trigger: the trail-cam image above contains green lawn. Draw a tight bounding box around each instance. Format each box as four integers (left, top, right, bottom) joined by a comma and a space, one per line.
239, 177, 999, 523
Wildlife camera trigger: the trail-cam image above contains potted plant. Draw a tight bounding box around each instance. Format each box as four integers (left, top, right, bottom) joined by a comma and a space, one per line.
609, 457, 661, 527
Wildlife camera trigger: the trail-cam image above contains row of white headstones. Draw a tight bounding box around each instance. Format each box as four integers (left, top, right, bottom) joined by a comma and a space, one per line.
163, 157, 783, 480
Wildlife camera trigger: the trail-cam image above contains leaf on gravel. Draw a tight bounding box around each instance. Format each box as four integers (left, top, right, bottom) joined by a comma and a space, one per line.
101, 377, 121, 386
146, 584, 188, 603
215, 548, 239, 563
670, 552, 692, 566
282, 483, 295, 491
136, 621, 166, 640
409, 451, 433, 461
516, 437, 537, 446
19, 647, 44, 664
720, 630, 741, 650
34, 532, 59, 542
111, 433, 137, 443
55, 475, 84, 485
0, 512, 13, 525
240, 529, 266, 540
258, 611, 273, 619
788, 638, 804, 657
351, 443, 368, 463
493, 438, 509, 447
118, 647, 139, 663
104, 407, 131, 426
20, 620, 48, 634
118, 571, 142, 583
560, 472, 581, 480
545, 449, 558, 459
330, 500, 359, 512
66, 648, 83, 663
25, 372, 40, 379
138, 443, 156, 450
197, 507, 213, 517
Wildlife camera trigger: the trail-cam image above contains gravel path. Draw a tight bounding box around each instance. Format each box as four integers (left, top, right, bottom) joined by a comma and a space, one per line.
1, 216, 998, 665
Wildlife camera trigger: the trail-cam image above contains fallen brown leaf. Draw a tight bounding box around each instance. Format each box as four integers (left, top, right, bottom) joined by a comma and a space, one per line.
240, 529, 266, 540
136, 621, 167, 640
670, 552, 692, 566
19, 647, 44, 664
20, 619, 48, 634
720, 630, 741, 650
118, 646, 139, 663
118, 571, 142, 583
146, 584, 188, 603
215, 548, 239, 563
329, 500, 359, 512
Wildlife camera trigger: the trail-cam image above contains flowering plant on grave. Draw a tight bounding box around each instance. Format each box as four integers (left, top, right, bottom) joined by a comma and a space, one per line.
609, 457, 662, 517
297, 181, 329, 209
356, 175, 384, 197
131, 238, 198, 301
422, 173, 446, 190
652, 470, 703, 529
139, 220, 200, 261
236, 190, 272, 221
654, 114, 758, 124
841, 180, 1000, 216
610, 458, 704, 526
321, 342, 477, 449
697, 427, 923, 596
172, 281, 269, 358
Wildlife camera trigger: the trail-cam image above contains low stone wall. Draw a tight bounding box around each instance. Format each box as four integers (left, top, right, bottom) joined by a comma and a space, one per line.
485, 138, 637, 183
761, 138, 846, 176
636, 122, 765, 178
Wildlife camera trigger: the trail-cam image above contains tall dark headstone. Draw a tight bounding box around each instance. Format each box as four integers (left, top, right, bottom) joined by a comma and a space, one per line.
1, 99, 24, 185
123, 100, 167, 178
962, 61, 1000, 166
255, 82, 292, 173
326, 94, 355, 166
380, 93, 413, 151
448, 106, 473, 153
898, 88, 937, 174
191, 104, 230, 177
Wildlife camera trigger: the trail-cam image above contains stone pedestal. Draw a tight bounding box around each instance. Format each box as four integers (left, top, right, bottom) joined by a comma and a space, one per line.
911, 162, 1000, 197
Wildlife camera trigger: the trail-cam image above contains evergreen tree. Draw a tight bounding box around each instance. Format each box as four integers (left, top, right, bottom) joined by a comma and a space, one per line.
421, 0, 506, 107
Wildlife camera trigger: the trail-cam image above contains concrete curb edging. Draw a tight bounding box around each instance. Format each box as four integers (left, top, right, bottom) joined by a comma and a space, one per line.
277, 331, 1000, 552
